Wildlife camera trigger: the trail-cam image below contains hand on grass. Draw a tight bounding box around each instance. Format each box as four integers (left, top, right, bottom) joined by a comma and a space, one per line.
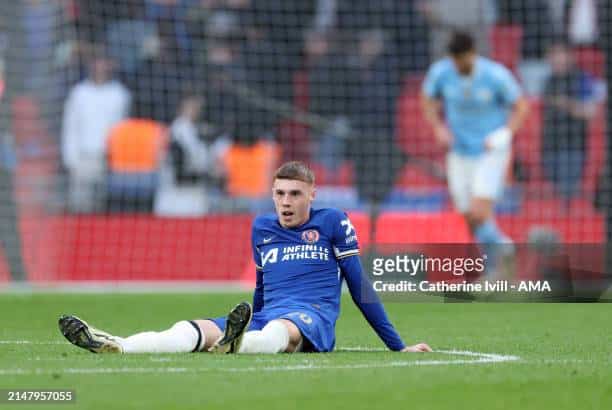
401, 343, 432, 352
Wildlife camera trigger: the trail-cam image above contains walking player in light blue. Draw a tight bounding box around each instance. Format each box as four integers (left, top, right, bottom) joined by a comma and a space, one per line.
422, 31, 529, 276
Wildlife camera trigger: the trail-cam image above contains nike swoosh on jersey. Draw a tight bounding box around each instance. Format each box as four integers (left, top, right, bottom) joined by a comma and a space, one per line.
263, 236, 275, 243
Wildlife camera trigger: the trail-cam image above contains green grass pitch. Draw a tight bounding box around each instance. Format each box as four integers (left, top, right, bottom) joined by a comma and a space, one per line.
0, 293, 610, 410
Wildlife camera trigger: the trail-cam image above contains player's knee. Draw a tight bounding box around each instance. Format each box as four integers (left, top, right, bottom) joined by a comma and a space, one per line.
271, 319, 302, 353
192, 319, 223, 351
468, 201, 493, 226
468, 212, 486, 227
462, 212, 476, 229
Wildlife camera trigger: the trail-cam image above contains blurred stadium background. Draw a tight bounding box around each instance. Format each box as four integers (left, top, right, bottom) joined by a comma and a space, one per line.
0, 0, 611, 288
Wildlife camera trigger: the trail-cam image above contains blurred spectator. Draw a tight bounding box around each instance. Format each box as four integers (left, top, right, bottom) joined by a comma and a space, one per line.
145, 0, 192, 64
337, 0, 399, 31
395, 0, 431, 73
186, 0, 252, 68
73, 0, 141, 44
348, 29, 399, 143
249, 0, 315, 72
305, 31, 351, 177
129, 38, 188, 123
170, 96, 209, 178
548, 0, 567, 34
106, 1, 157, 78
542, 41, 598, 199
105, 118, 166, 212
22, 0, 59, 92
169, 94, 228, 185
566, 0, 599, 46
240, 23, 292, 140
155, 94, 229, 216
0, 65, 26, 279
0, 132, 25, 281
202, 38, 256, 144
337, 0, 430, 73
419, 0, 496, 59
72, 0, 113, 44
313, 0, 337, 32
596, 0, 612, 271
347, 29, 403, 204
498, 0, 553, 59
62, 51, 131, 213
543, 1, 599, 46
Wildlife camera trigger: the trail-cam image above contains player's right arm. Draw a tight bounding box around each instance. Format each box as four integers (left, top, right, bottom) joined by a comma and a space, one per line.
421, 62, 453, 149
253, 269, 263, 313
251, 221, 264, 313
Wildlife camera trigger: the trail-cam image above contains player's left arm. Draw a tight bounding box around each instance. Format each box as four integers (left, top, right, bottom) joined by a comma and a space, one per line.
485, 66, 530, 150
506, 97, 530, 135
331, 212, 431, 352
340, 257, 432, 352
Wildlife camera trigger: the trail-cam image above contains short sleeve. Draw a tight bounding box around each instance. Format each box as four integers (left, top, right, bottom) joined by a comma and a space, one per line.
422, 62, 445, 98
495, 65, 522, 105
329, 210, 360, 260
251, 223, 263, 271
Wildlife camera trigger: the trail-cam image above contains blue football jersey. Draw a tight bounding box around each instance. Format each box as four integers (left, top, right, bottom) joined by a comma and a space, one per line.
250, 207, 406, 351
422, 56, 522, 156
252, 208, 358, 312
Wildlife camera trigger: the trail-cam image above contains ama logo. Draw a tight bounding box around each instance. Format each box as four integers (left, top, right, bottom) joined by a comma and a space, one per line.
302, 229, 320, 244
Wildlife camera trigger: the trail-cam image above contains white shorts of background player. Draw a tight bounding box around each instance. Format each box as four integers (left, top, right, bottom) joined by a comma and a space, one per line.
446, 147, 511, 214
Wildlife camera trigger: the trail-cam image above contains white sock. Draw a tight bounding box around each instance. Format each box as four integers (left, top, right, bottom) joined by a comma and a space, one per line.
238, 320, 289, 354
119, 321, 204, 353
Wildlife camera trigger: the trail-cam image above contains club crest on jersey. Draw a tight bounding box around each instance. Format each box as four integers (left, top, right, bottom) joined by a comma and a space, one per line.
302, 229, 320, 244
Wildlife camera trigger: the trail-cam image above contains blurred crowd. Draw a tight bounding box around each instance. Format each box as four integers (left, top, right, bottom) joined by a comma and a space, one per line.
5, 0, 608, 214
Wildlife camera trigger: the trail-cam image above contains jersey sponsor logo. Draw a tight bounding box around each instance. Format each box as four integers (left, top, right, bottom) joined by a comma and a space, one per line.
301, 229, 320, 244
261, 248, 278, 266
281, 244, 329, 262
262, 245, 330, 265
263, 236, 275, 243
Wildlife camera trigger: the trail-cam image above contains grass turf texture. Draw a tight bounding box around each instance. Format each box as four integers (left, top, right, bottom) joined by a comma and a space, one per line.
0, 293, 610, 410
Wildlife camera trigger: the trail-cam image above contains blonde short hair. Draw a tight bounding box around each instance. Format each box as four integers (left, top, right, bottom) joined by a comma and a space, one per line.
273, 161, 315, 185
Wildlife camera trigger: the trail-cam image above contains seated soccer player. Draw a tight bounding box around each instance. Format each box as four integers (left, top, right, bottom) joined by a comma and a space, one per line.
58, 161, 431, 354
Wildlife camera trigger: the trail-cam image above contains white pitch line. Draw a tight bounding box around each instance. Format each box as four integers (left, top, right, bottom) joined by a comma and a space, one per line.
0, 359, 512, 376
336, 346, 387, 352
337, 347, 520, 362
0, 346, 520, 376
5, 358, 594, 378
436, 349, 520, 362
0, 340, 65, 345
2, 341, 519, 360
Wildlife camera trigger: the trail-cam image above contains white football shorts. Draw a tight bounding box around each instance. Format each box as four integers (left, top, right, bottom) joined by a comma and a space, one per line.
446, 148, 511, 213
